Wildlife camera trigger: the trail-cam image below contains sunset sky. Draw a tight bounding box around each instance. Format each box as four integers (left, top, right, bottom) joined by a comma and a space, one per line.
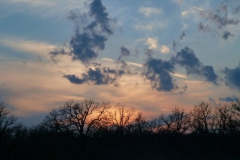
0, 0, 239, 125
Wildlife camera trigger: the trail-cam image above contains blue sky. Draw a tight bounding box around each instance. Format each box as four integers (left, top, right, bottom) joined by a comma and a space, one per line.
0, 0, 239, 125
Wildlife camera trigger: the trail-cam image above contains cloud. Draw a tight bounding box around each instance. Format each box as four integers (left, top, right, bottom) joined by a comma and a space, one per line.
0, 0, 86, 18
170, 72, 188, 79
119, 46, 130, 57
160, 45, 170, 54
201, 66, 218, 84
139, 7, 162, 17
219, 96, 238, 102
223, 63, 240, 90
171, 0, 183, 5
180, 31, 186, 40
144, 38, 170, 54
191, 6, 204, 11
207, 12, 239, 28
134, 21, 168, 31
172, 47, 202, 75
198, 23, 211, 32
181, 7, 201, 19
64, 66, 126, 86
49, 0, 115, 65
222, 30, 234, 40
235, 6, 240, 13
88, 0, 114, 35
143, 56, 177, 92
117, 46, 130, 62
181, 11, 188, 17
0, 57, 200, 119
172, 47, 218, 84
102, 57, 114, 62
0, 36, 56, 57
198, 3, 240, 40
145, 38, 158, 50
8, 0, 54, 6
127, 62, 143, 68
172, 40, 180, 51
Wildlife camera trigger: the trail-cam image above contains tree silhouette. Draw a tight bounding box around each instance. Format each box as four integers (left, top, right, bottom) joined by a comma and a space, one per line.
2, 99, 240, 159
0, 102, 16, 142
0, 102, 18, 158
43, 99, 110, 150
190, 102, 212, 135
108, 103, 135, 135
160, 107, 190, 134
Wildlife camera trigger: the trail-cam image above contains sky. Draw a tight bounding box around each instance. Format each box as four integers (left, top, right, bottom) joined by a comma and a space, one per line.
0, 0, 240, 125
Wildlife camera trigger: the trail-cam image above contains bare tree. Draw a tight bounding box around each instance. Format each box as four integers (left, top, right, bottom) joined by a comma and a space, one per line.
231, 99, 240, 114
0, 102, 17, 149
213, 105, 235, 135
108, 103, 135, 135
43, 99, 110, 150
190, 102, 212, 135
208, 100, 240, 135
42, 109, 72, 135
0, 102, 17, 136
160, 107, 190, 134
134, 112, 149, 134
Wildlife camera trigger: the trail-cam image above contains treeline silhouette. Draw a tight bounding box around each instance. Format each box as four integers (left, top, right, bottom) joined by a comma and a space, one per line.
1, 99, 240, 160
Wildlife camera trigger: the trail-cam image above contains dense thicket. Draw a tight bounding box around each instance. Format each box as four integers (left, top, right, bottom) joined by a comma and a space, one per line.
1, 99, 240, 160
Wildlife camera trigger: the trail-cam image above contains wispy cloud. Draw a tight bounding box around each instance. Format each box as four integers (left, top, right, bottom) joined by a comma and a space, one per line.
170, 72, 188, 79
102, 58, 115, 62
134, 21, 168, 31
0, 0, 86, 18
139, 7, 162, 17
127, 62, 143, 68
0, 36, 57, 56
7, 0, 55, 7
191, 6, 204, 11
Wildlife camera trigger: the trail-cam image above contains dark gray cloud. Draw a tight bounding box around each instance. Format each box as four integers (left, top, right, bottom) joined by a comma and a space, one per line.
207, 11, 239, 28
218, 3, 228, 13
198, 2, 239, 40
222, 30, 234, 40
69, 29, 107, 64
117, 46, 130, 62
172, 40, 178, 51
222, 63, 240, 90
64, 74, 86, 84
88, 0, 114, 35
172, 31, 186, 51
172, 47, 218, 84
119, 46, 130, 57
49, 0, 115, 65
49, 48, 71, 62
143, 57, 177, 92
235, 6, 240, 13
219, 96, 238, 102
202, 66, 218, 84
172, 47, 202, 75
145, 48, 154, 58
117, 46, 134, 75
180, 31, 186, 41
64, 66, 126, 86
198, 23, 211, 32
143, 47, 219, 92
